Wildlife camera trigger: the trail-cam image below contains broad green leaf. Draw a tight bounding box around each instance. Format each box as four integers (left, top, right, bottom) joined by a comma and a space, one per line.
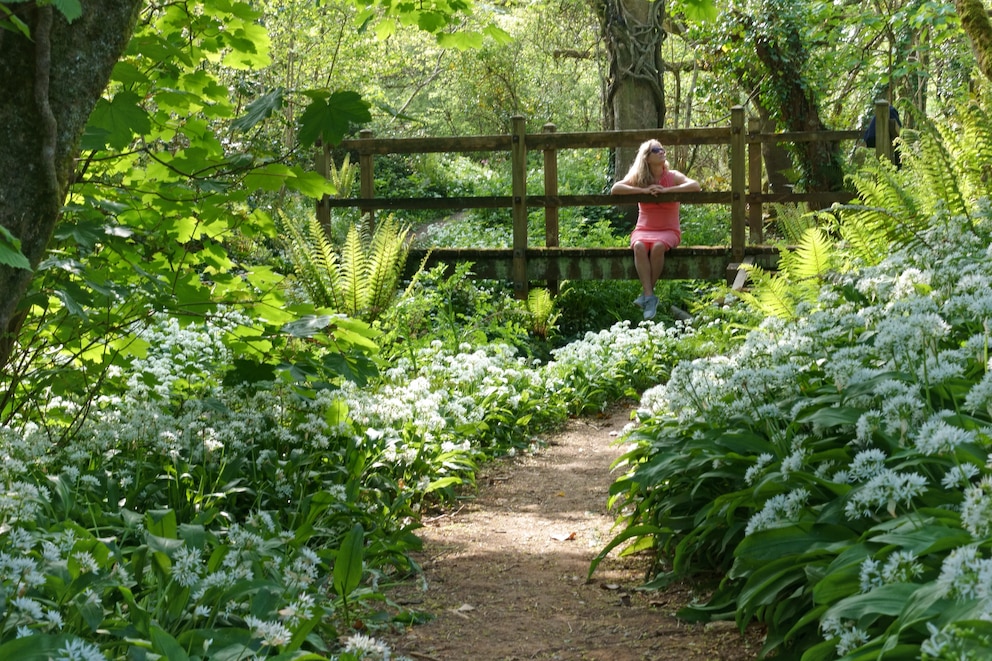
426, 476, 461, 492
589, 524, 664, 578
822, 583, 922, 621
83, 90, 151, 150
282, 315, 333, 338
298, 91, 371, 148
438, 30, 484, 50
111, 60, 150, 86
285, 169, 337, 199
232, 87, 285, 133
222, 22, 272, 69
243, 162, 295, 192
678, 0, 718, 22
0, 225, 31, 270
334, 523, 365, 598
150, 626, 190, 661
52, 0, 82, 22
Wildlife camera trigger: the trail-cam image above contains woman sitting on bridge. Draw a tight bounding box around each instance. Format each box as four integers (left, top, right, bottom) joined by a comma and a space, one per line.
610, 140, 701, 320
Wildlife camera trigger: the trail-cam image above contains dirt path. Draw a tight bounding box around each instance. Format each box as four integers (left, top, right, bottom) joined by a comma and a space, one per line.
385, 405, 764, 661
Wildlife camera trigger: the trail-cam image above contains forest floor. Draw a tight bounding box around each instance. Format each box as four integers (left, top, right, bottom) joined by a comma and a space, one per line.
383, 403, 766, 661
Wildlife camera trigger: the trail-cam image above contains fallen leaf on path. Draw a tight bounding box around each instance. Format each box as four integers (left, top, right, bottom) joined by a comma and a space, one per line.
551, 531, 576, 541
450, 603, 476, 619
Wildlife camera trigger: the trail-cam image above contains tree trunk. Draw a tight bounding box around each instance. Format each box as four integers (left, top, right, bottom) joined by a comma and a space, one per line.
751, 17, 845, 192
755, 103, 795, 194
598, 0, 667, 175
955, 0, 992, 81
0, 1, 142, 368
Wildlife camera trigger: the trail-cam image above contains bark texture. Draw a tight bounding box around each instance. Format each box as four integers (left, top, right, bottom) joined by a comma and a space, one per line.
751, 22, 845, 192
955, 0, 992, 82
598, 0, 667, 175
0, 0, 143, 367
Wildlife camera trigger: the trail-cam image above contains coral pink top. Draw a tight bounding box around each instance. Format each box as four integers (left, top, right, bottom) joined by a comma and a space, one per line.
630, 170, 681, 250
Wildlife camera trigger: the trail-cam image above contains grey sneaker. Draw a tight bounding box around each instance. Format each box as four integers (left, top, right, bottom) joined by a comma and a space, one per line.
634, 293, 649, 308
643, 295, 659, 320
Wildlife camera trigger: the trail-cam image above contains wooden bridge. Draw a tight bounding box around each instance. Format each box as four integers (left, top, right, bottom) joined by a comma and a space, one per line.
316, 102, 899, 295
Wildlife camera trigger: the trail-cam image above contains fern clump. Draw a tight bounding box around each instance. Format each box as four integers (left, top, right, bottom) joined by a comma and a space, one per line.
278, 211, 411, 323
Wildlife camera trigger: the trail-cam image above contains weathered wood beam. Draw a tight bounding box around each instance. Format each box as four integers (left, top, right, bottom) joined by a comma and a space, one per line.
405, 245, 781, 283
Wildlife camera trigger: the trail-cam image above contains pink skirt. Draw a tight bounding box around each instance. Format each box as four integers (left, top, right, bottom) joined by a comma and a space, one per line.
631, 228, 681, 251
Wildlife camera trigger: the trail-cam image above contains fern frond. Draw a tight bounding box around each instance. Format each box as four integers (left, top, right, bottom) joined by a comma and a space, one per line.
838, 205, 889, 267
277, 210, 340, 308
364, 216, 410, 322
736, 263, 797, 320
904, 120, 968, 218
339, 222, 367, 317
782, 226, 833, 280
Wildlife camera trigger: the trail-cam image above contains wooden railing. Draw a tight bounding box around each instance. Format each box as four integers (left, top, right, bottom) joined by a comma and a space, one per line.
316, 102, 896, 295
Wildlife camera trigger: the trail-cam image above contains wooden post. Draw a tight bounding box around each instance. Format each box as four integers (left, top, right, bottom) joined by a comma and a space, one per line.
543, 122, 559, 295
730, 106, 746, 264
315, 140, 332, 229
358, 128, 375, 228
511, 116, 528, 298
874, 99, 893, 164
747, 116, 763, 244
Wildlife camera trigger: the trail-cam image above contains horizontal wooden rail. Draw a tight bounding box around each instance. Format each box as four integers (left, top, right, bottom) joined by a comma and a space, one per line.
317, 103, 895, 294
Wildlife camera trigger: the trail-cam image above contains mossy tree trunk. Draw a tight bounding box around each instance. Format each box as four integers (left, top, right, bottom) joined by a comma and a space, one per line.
0, 1, 142, 368
955, 0, 992, 82
748, 8, 845, 192
597, 0, 668, 176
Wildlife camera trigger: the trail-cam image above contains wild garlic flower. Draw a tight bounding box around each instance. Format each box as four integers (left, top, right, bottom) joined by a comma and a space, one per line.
843, 469, 928, 519
243, 615, 292, 647
859, 550, 923, 592
53, 637, 107, 661
745, 488, 810, 535
171, 545, 204, 588
342, 633, 393, 659
960, 477, 992, 539
744, 453, 774, 486
912, 412, 976, 456
934, 544, 992, 603
942, 463, 981, 489
821, 617, 871, 656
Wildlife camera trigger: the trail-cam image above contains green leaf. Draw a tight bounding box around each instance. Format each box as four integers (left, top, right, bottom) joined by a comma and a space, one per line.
437, 30, 484, 50
282, 315, 334, 338
675, 0, 718, 22
426, 476, 462, 492
334, 523, 365, 598
221, 22, 272, 69
150, 623, 190, 658
589, 524, 664, 578
0, 225, 31, 270
52, 0, 82, 23
232, 87, 285, 133
83, 90, 151, 150
298, 90, 371, 148
285, 168, 337, 199
822, 583, 922, 621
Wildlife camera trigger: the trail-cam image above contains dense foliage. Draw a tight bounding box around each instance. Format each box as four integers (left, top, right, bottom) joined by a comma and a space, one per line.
603, 99, 992, 659
3, 0, 992, 659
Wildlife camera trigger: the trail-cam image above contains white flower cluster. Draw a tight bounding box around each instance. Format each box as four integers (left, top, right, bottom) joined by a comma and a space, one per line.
858, 550, 923, 592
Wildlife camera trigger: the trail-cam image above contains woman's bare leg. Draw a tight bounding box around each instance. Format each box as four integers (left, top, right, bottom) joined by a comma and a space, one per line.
632, 241, 654, 296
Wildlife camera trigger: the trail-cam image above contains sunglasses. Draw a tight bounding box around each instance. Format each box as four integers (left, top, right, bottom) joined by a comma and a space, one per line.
650, 146, 666, 153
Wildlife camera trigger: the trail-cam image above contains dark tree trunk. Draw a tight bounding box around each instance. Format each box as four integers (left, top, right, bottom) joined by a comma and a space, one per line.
0, 1, 143, 368
753, 31, 845, 192
755, 103, 795, 194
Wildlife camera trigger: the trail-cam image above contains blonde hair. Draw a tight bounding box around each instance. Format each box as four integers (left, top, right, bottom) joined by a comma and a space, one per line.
622, 140, 664, 188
